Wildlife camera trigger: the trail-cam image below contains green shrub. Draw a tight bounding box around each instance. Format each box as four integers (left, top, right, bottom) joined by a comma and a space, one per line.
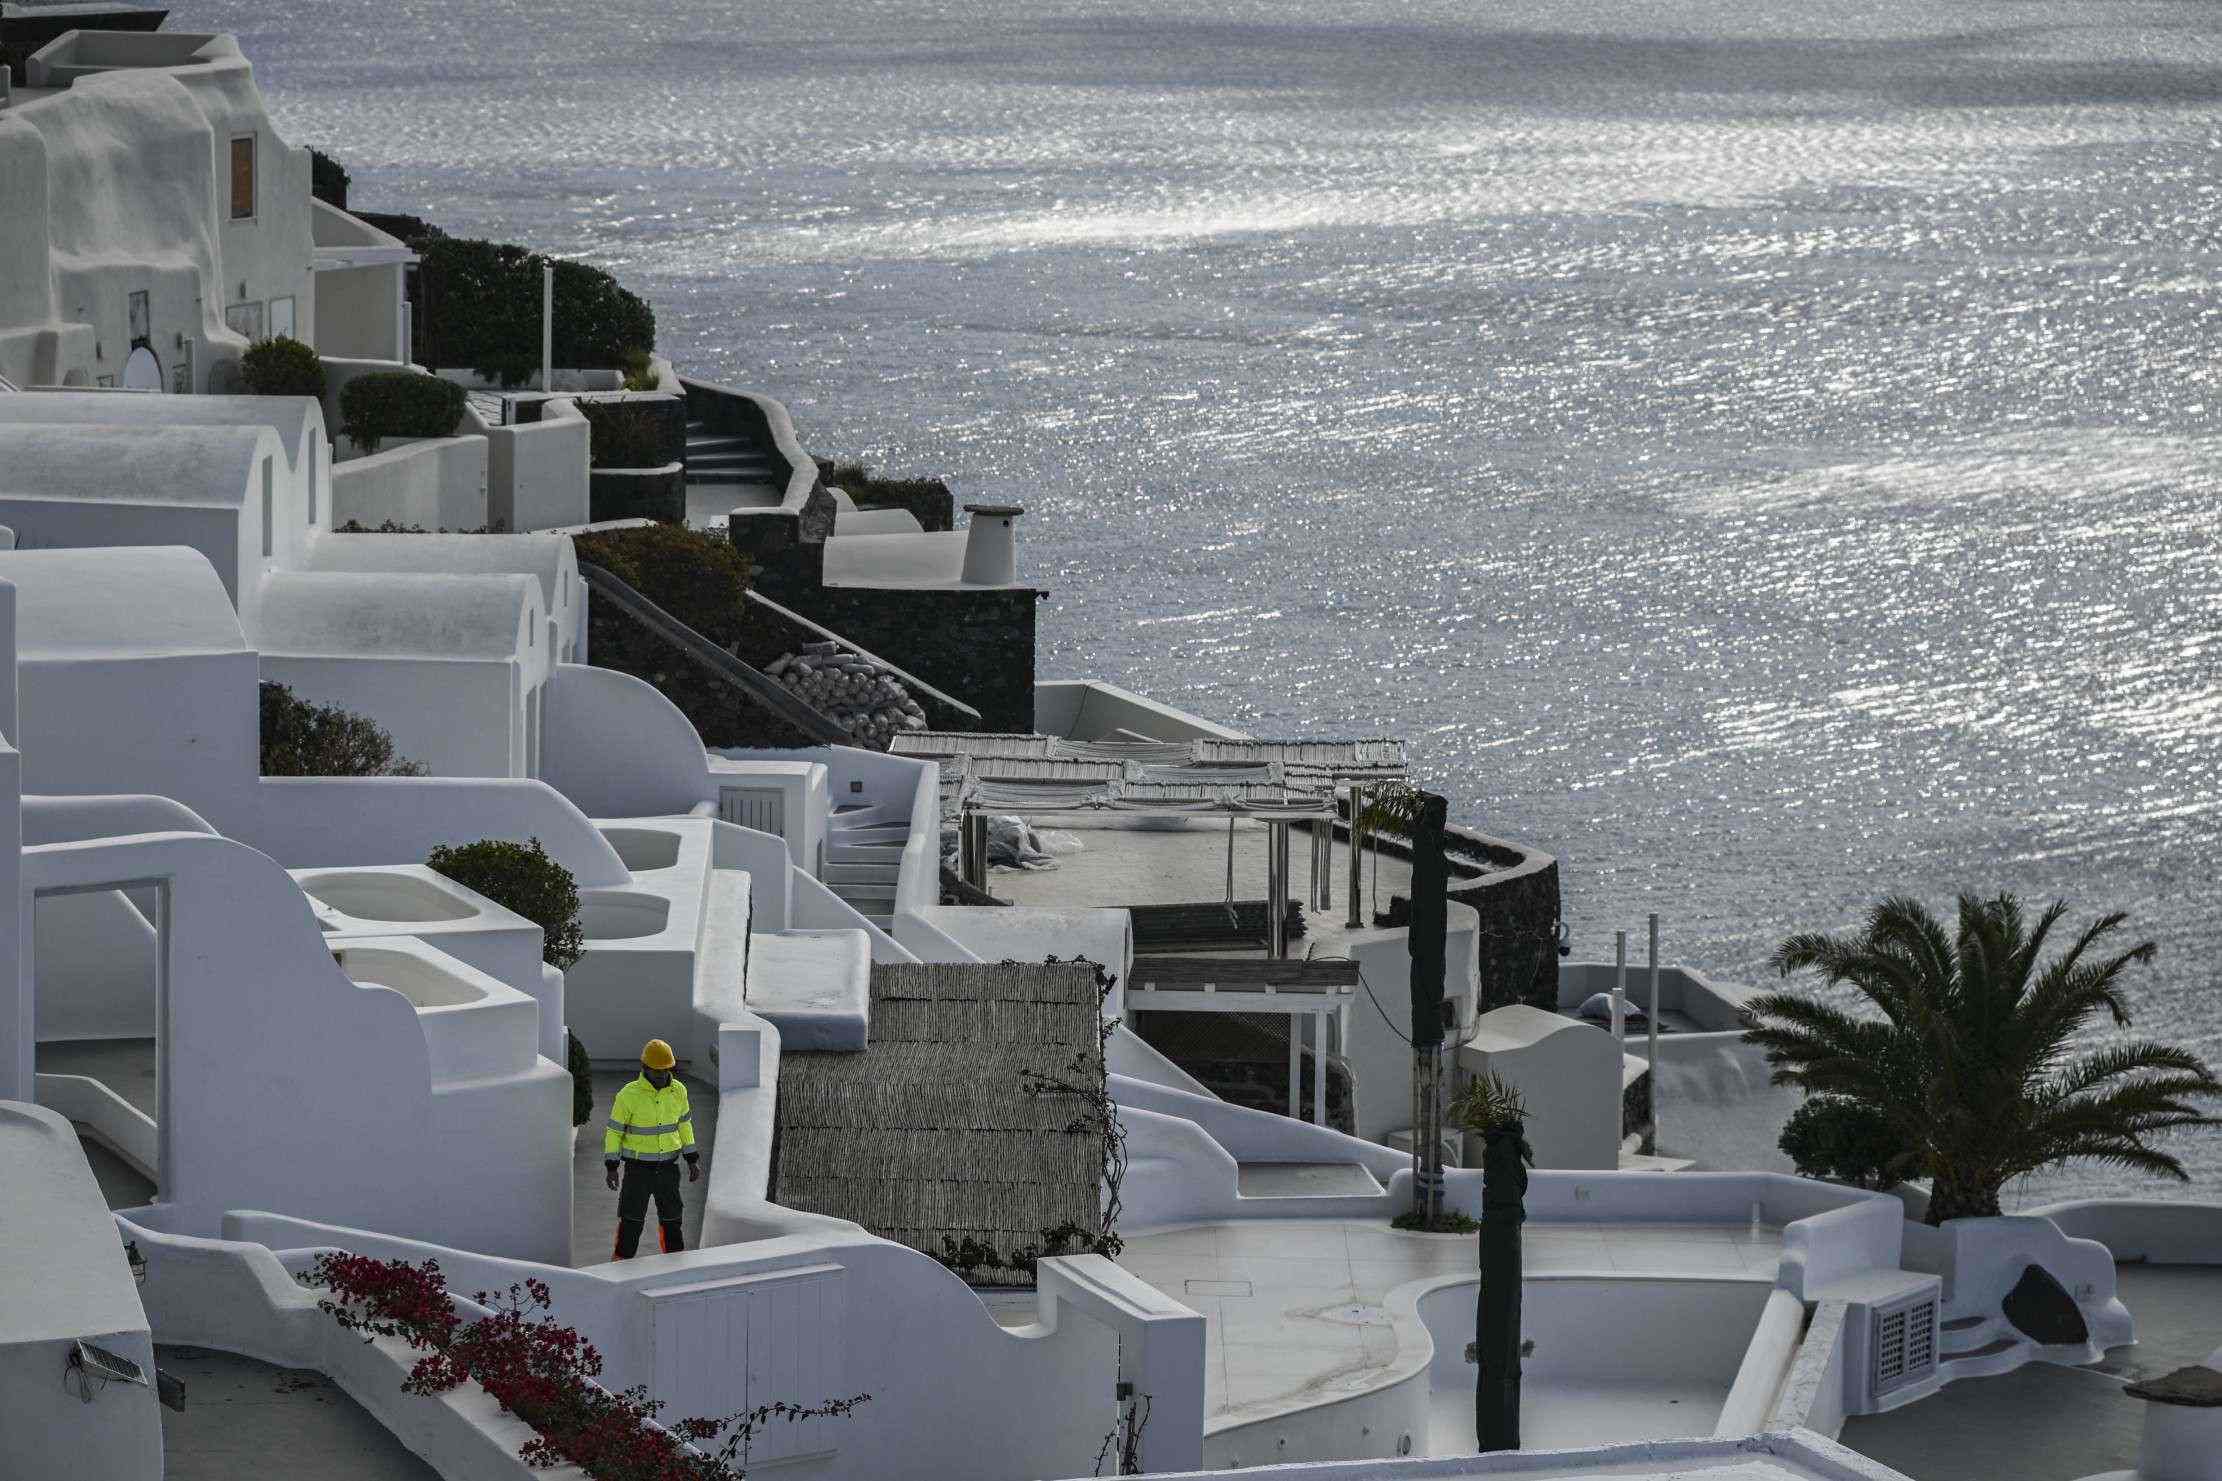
260, 682, 426, 777
620, 348, 661, 392
339, 371, 465, 453
579, 401, 667, 470
425, 837, 584, 972
239, 336, 328, 399
333, 519, 502, 535
1779, 1095, 1917, 1190
415, 237, 655, 388
814, 458, 955, 532
567, 1031, 593, 1127
310, 148, 350, 210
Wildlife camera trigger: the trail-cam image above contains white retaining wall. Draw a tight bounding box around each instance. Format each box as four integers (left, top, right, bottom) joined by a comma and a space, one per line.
330, 434, 488, 531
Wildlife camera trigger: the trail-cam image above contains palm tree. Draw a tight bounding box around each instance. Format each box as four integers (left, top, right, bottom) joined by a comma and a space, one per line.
1744, 892, 2221, 1225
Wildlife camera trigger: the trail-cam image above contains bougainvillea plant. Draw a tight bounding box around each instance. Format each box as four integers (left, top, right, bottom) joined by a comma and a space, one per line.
311, 1253, 867, 1480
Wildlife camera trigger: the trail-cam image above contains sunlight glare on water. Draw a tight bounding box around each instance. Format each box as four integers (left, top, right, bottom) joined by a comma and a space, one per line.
191, 0, 2222, 1203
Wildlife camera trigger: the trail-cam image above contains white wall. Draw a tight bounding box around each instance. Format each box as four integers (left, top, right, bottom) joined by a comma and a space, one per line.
13, 650, 261, 830
329, 435, 489, 532
1345, 908, 1479, 1144
313, 262, 406, 362
1458, 1006, 1622, 1170
473, 399, 590, 532
16, 831, 572, 1263
260, 653, 518, 778
543, 662, 709, 815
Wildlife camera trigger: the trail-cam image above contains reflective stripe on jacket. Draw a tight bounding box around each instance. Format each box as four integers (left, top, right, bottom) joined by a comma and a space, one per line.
604, 1075, 696, 1163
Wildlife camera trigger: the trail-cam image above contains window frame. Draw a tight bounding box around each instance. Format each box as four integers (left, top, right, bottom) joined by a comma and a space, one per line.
229, 134, 257, 221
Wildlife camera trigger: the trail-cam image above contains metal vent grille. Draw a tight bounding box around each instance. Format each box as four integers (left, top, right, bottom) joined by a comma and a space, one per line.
720, 786, 786, 837
1873, 1296, 1939, 1396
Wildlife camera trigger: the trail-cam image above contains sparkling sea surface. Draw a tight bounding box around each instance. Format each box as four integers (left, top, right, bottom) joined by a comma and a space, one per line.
188, 0, 2222, 1204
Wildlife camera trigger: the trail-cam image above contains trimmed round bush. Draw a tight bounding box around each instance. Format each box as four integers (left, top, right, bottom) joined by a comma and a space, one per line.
579, 401, 666, 470
239, 336, 327, 399
260, 681, 426, 777
339, 371, 465, 454
425, 837, 585, 972
1779, 1094, 1917, 1190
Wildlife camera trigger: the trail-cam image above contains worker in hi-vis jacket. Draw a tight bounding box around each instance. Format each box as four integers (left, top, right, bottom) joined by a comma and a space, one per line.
603, 1038, 699, 1258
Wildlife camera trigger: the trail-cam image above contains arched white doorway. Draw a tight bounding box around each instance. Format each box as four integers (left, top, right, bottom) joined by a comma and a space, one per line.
121, 345, 163, 391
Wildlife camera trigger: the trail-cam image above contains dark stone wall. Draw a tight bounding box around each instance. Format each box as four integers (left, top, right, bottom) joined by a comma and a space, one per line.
589, 466, 685, 523
1332, 809, 1563, 1013
736, 592, 983, 732
1448, 845, 1563, 1013
751, 545, 1038, 733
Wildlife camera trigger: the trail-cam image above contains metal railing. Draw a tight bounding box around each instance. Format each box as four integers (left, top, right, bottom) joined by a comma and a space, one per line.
575, 560, 850, 746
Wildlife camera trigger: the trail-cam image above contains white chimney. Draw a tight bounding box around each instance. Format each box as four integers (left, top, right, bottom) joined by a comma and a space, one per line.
960, 503, 1022, 586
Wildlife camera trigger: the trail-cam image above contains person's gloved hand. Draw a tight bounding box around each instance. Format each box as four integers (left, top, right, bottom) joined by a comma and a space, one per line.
605, 1163, 621, 1192
687, 1159, 701, 1184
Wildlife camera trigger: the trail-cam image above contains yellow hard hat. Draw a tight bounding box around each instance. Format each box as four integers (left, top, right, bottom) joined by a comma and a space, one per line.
640, 1039, 676, 1070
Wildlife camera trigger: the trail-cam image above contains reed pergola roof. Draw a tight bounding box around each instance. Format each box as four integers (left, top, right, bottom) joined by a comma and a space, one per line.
773, 962, 1107, 1287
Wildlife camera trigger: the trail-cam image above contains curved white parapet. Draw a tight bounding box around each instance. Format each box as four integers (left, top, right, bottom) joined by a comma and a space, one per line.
2026, 1199, 2222, 1267
601, 825, 682, 872
541, 662, 711, 821
1899, 1213, 2133, 1359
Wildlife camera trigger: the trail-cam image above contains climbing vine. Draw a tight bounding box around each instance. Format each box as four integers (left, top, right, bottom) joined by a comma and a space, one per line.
309, 1254, 867, 1479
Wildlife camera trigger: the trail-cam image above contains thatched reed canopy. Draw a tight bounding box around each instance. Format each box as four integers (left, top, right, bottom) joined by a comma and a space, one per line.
774, 961, 1107, 1287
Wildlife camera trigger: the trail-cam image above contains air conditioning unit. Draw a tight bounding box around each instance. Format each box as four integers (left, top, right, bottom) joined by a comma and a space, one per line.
1871, 1292, 1939, 1398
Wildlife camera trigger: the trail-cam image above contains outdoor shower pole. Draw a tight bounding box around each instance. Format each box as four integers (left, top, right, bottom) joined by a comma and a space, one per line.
540, 262, 553, 393
1648, 914, 1661, 1152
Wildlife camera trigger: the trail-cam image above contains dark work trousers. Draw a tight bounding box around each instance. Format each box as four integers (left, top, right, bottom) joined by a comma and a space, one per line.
612, 1159, 686, 1259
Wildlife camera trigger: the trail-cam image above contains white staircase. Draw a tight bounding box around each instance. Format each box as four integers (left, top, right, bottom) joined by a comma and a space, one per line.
821, 799, 912, 932
685, 420, 781, 494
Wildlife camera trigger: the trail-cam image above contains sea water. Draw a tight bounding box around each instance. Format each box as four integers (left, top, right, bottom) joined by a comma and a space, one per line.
195, 0, 2222, 1204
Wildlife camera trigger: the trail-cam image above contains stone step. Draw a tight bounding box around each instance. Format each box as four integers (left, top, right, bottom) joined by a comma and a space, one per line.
829, 842, 905, 866
687, 468, 782, 487
688, 448, 772, 470
835, 882, 899, 906
826, 862, 901, 886
833, 819, 911, 837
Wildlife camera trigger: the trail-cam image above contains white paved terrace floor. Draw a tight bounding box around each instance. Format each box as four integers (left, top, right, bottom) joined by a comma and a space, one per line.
570, 1069, 717, 1267
1116, 1217, 1783, 1428
156, 1346, 438, 1480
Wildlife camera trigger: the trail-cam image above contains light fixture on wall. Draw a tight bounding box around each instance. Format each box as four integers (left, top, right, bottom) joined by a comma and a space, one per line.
238, 281, 249, 301
175, 331, 187, 351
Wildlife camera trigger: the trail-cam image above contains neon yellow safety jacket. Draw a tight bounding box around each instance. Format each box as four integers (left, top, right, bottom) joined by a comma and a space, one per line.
604, 1075, 697, 1164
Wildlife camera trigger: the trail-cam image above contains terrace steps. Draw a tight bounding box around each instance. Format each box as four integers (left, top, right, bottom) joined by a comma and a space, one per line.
684, 420, 780, 487
821, 800, 918, 934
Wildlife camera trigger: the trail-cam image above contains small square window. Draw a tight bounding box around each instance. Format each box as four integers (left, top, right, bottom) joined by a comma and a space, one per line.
230, 136, 255, 220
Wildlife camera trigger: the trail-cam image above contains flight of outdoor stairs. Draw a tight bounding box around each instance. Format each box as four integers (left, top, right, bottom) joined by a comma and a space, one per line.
823, 798, 911, 932
685, 420, 782, 495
